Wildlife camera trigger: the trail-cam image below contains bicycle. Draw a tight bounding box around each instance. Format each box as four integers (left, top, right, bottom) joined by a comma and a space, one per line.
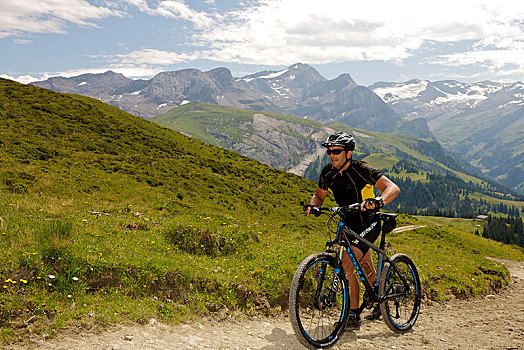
289, 203, 421, 349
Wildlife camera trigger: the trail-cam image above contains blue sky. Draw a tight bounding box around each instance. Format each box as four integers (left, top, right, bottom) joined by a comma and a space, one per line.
1, 0, 523, 86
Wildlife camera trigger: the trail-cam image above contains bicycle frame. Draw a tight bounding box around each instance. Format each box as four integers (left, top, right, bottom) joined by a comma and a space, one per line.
328, 217, 411, 311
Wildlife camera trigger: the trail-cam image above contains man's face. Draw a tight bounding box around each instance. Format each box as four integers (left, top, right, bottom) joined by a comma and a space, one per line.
327, 146, 350, 169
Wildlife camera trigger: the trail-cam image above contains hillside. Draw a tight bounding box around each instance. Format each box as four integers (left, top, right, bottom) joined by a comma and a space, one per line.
152, 102, 523, 218
1, 78, 523, 345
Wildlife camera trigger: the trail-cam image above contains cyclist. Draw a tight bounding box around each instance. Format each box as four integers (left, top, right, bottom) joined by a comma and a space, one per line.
304, 131, 400, 328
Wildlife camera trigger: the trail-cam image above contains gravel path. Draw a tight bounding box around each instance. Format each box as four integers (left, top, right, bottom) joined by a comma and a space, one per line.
8, 259, 523, 350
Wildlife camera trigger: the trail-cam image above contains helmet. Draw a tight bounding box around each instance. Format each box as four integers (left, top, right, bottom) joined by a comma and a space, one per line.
321, 131, 355, 151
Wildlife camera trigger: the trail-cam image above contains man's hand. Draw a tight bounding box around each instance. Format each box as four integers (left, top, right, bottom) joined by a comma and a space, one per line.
304, 205, 312, 216
303, 204, 321, 217
361, 197, 384, 211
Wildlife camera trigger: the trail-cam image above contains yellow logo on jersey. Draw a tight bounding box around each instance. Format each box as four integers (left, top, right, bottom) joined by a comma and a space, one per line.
361, 184, 374, 200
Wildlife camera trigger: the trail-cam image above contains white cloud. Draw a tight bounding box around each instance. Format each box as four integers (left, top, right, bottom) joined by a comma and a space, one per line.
0, 74, 41, 84
2, 48, 199, 83
125, 0, 214, 28
189, 0, 524, 70
0, 0, 124, 37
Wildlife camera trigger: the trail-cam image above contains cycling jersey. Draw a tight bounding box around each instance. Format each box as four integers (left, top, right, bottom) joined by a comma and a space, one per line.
318, 160, 383, 253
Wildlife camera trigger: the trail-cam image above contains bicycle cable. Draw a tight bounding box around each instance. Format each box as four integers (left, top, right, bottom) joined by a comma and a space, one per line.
326, 212, 339, 239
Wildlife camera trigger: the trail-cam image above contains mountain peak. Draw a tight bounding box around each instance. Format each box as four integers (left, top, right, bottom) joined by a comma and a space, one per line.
333, 73, 356, 85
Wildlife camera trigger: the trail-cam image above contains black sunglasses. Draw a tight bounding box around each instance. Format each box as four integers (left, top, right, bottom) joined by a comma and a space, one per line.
326, 149, 345, 155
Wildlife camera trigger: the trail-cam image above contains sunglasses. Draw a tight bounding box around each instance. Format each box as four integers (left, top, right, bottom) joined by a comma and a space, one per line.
326, 149, 345, 155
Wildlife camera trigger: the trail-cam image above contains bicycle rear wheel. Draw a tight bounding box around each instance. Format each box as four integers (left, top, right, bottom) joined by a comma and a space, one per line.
289, 252, 350, 349
378, 253, 421, 333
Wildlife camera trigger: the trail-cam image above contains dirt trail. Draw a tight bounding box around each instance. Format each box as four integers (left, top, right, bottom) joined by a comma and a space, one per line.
7, 259, 524, 350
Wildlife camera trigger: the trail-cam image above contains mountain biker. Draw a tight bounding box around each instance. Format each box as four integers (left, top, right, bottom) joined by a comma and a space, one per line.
304, 131, 400, 328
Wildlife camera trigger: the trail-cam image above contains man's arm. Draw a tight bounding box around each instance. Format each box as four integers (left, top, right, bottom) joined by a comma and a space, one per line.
305, 187, 328, 216
374, 176, 400, 206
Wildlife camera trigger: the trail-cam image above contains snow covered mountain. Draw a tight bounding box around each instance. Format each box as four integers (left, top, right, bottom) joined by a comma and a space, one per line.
370, 80, 524, 194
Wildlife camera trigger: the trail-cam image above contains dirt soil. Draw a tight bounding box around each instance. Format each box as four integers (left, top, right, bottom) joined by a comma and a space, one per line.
6, 259, 524, 350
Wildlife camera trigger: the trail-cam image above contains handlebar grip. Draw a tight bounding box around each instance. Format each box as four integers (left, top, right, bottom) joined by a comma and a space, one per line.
303, 204, 322, 217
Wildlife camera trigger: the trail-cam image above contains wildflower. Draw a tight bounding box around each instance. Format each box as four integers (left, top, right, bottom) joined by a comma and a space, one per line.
72, 277, 79, 281
48, 275, 55, 279
20, 279, 27, 284
82, 219, 88, 222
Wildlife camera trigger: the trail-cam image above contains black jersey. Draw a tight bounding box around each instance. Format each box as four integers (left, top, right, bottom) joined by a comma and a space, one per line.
318, 160, 383, 243
318, 160, 383, 206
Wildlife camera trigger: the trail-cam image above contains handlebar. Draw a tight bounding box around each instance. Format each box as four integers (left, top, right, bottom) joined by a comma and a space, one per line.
303, 203, 397, 220
303, 203, 362, 217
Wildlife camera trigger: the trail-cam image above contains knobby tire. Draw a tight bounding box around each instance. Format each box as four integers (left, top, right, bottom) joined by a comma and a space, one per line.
378, 253, 421, 333
289, 252, 350, 349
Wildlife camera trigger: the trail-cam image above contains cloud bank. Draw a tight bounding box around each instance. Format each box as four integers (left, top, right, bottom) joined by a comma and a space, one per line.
1, 0, 522, 82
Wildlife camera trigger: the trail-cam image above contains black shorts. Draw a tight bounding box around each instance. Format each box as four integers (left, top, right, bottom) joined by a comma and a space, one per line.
343, 213, 381, 254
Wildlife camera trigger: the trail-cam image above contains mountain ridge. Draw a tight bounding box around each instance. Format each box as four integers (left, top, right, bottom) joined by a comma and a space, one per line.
370, 80, 524, 194
30, 63, 432, 139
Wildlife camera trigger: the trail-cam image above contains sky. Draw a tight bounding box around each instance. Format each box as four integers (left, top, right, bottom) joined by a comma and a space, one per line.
1, 0, 523, 86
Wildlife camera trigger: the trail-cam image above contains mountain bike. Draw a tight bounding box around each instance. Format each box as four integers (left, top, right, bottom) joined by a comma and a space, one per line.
289, 203, 421, 349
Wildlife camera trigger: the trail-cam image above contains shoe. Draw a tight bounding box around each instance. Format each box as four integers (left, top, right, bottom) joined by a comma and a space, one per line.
346, 312, 361, 329
364, 304, 381, 321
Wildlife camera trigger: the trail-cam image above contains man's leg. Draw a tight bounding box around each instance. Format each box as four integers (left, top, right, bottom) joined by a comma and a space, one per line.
360, 249, 376, 283
342, 247, 364, 328
360, 249, 382, 321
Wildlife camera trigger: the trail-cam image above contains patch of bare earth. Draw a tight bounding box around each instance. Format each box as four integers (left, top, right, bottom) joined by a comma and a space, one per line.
5, 259, 523, 350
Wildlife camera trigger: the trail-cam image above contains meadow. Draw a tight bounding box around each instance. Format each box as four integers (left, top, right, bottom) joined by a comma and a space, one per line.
1, 78, 523, 345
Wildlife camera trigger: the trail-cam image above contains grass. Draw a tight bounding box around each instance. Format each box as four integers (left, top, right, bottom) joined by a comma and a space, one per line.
1, 78, 523, 345
362, 153, 398, 170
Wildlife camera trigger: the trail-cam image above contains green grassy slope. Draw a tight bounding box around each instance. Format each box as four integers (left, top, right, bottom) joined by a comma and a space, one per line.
0, 79, 523, 344
153, 102, 523, 218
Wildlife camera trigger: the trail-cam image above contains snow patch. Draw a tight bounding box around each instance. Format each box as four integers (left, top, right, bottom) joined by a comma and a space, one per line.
373, 81, 428, 101
432, 87, 488, 105
78, 82, 87, 86
130, 90, 141, 95
242, 69, 289, 82
157, 103, 168, 109
180, 100, 190, 105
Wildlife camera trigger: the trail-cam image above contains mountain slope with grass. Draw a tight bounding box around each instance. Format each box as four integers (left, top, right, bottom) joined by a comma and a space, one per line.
0, 78, 523, 346
152, 102, 523, 218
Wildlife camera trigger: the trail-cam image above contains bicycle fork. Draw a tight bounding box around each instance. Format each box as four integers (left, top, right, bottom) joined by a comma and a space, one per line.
314, 248, 344, 309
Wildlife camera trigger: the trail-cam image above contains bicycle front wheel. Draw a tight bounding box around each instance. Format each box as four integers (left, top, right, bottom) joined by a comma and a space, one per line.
289, 252, 350, 349
378, 253, 421, 333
